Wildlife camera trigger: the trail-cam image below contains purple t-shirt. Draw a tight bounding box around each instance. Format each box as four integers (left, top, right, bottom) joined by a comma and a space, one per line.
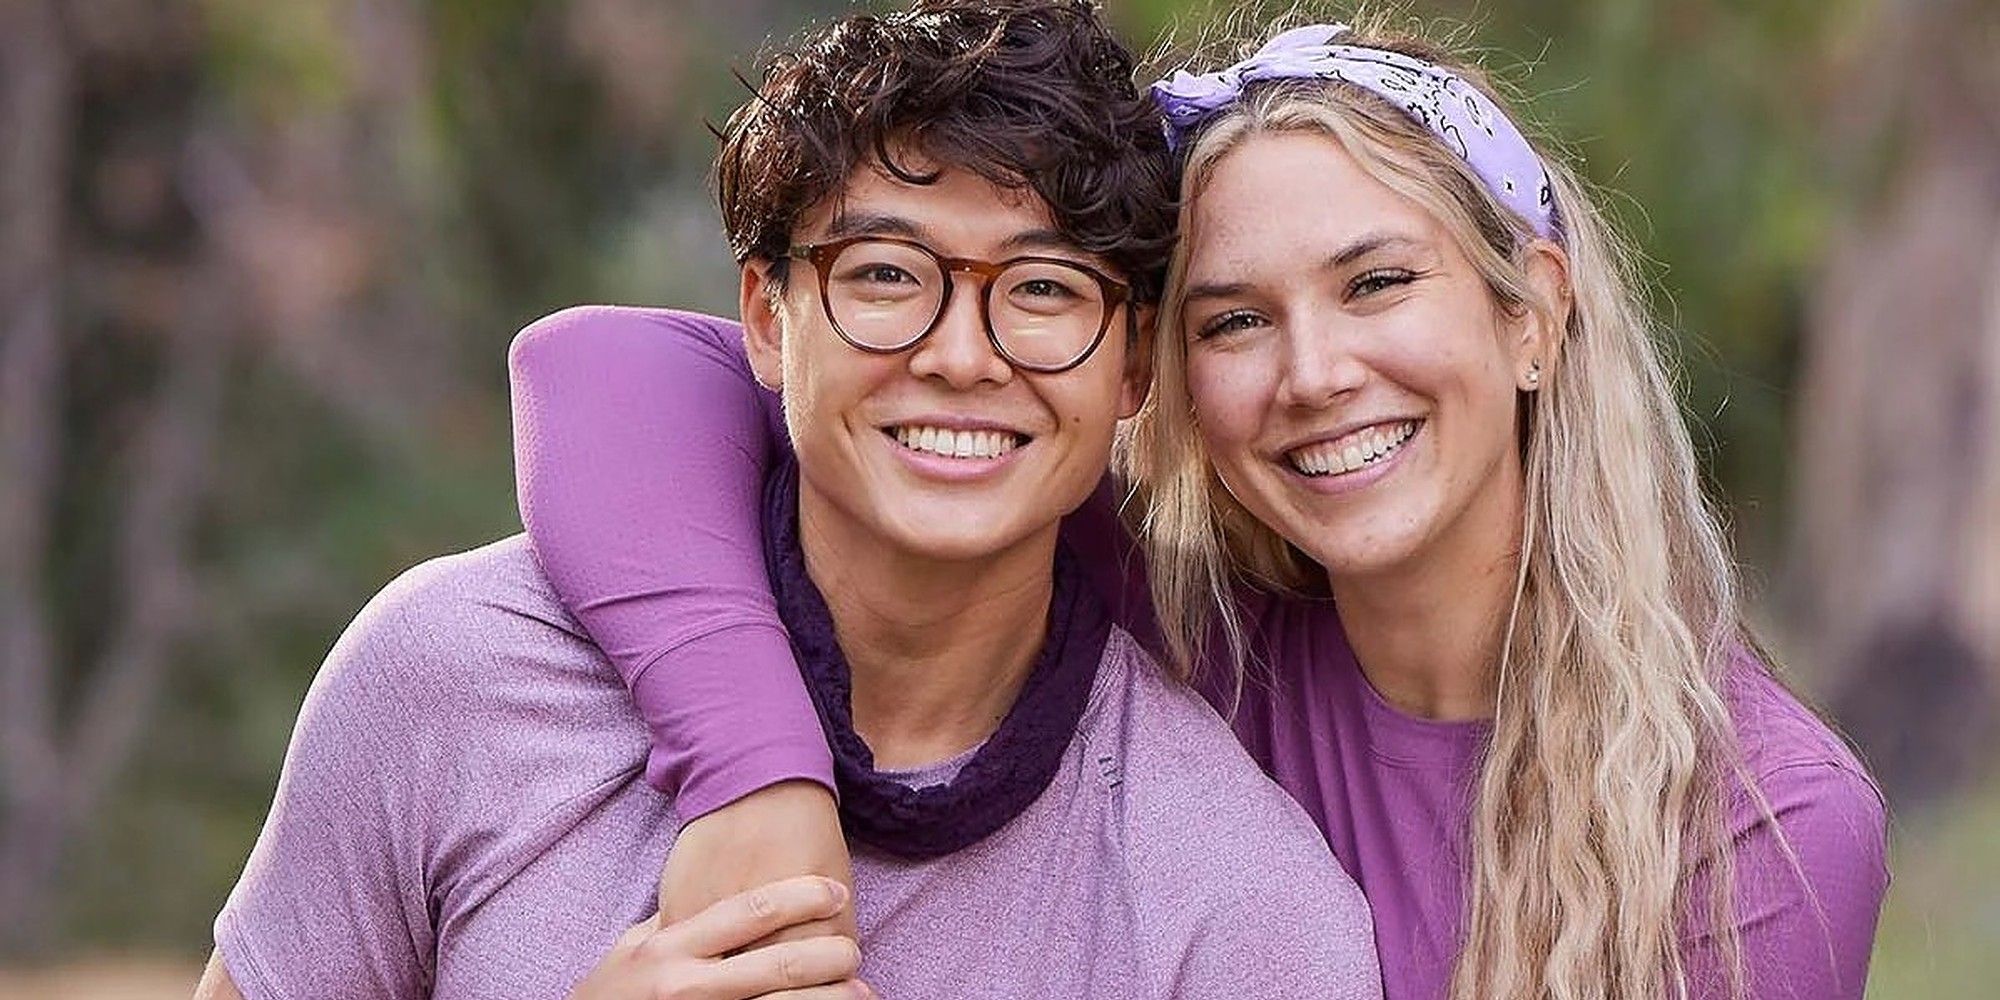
508, 305, 1891, 999
215, 536, 1382, 999
1210, 594, 1889, 999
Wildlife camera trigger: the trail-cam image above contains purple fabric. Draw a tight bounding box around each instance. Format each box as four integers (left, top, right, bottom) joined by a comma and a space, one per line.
214, 536, 1382, 999
506, 305, 1890, 999
1203, 597, 1889, 999
1150, 24, 1559, 240
763, 458, 1110, 858
510, 305, 828, 817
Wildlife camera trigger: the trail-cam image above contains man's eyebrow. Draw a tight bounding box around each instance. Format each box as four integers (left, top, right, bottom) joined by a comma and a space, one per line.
996, 228, 1082, 256
815, 216, 1107, 267
1181, 232, 1427, 306
820, 212, 926, 242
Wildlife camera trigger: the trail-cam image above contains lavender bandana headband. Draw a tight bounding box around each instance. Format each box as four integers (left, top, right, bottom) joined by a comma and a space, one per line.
1151, 23, 1559, 241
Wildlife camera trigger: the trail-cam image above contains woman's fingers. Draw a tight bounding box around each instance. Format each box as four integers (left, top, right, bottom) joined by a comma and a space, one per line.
701, 935, 864, 997
755, 982, 876, 1000
569, 881, 862, 1000
659, 875, 850, 959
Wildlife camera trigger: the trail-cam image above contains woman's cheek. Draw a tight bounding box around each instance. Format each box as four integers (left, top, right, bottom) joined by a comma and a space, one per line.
1187, 353, 1266, 445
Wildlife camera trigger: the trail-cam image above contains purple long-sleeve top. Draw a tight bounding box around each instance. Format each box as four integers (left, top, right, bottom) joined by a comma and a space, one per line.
509, 304, 1890, 1000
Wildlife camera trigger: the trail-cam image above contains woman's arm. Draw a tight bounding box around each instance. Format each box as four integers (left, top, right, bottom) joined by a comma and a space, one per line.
510, 305, 831, 817
511, 306, 860, 936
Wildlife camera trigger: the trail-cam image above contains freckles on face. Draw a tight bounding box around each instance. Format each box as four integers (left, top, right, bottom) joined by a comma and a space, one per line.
1175, 131, 1529, 579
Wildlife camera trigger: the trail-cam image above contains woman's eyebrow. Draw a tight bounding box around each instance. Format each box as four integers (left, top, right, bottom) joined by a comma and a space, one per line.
1182, 279, 1251, 306
1327, 232, 1424, 268
1182, 232, 1426, 306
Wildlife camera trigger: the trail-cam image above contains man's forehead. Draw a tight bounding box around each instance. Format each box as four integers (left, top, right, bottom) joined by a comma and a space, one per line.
796, 159, 1102, 263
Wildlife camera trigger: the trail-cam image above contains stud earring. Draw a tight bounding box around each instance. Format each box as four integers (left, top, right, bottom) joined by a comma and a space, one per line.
1524, 362, 1542, 390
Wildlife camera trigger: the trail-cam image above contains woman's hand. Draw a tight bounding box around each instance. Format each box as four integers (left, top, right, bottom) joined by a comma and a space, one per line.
660, 781, 857, 944
568, 875, 869, 1000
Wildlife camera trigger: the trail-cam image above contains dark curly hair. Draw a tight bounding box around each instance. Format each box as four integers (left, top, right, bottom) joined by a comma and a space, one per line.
714, 0, 1175, 304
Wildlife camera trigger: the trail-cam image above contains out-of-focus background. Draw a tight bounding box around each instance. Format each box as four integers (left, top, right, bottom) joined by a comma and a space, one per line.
0, 0, 1993, 995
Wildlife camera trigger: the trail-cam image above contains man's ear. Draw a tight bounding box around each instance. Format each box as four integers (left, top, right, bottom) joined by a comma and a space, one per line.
1117, 304, 1157, 419
740, 260, 786, 393
1512, 241, 1571, 390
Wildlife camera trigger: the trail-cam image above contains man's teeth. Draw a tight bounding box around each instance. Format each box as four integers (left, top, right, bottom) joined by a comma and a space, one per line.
1288, 420, 1419, 477
892, 425, 1022, 460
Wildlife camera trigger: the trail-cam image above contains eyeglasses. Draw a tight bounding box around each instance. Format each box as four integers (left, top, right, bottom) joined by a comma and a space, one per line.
784, 235, 1133, 374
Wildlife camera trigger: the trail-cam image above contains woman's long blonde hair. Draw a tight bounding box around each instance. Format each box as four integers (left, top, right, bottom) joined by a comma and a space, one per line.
1121, 14, 1778, 999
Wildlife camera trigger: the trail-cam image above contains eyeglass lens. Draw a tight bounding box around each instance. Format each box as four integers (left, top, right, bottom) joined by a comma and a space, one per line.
823, 239, 1108, 369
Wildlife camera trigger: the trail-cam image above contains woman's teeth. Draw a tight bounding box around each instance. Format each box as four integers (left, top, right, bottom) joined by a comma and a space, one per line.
891, 425, 1022, 460
1287, 420, 1419, 477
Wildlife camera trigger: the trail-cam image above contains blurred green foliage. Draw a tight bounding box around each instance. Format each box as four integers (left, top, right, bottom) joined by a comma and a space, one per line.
1867, 774, 2000, 997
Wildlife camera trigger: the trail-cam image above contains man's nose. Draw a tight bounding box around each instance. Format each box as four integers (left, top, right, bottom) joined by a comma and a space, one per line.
908, 273, 1013, 388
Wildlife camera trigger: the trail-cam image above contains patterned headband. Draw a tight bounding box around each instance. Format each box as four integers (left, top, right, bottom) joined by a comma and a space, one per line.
1150, 24, 1559, 241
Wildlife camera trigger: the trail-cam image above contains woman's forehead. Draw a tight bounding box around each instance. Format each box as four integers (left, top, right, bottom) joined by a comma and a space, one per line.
1184, 133, 1446, 281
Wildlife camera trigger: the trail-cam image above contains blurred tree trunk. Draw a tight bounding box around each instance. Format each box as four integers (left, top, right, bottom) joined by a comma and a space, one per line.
0, 0, 230, 955
1795, 0, 2000, 809
0, 0, 81, 957
0, 0, 468, 952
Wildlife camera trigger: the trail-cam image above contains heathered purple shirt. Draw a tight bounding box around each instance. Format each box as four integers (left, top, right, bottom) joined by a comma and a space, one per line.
215, 536, 1381, 999
509, 306, 1891, 1000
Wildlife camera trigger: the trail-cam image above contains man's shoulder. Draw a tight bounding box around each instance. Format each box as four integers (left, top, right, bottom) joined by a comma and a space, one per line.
1093, 631, 1351, 880
1086, 634, 1380, 996
369, 533, 574, 631
219, 537, 662, 1000
316, 534, 617, 726
1101, 633, 1305, 818
297, 533, 647, 812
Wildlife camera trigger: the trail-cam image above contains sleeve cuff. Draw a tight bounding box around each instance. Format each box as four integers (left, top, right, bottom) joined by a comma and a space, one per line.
629, 621, 837, 818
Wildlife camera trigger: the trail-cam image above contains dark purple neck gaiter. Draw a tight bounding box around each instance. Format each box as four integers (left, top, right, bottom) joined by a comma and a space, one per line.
762, 459, 1110, 859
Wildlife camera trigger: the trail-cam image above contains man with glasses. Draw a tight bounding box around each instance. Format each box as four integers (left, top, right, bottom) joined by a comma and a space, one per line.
784, 234, 1134, 373
198, 3, 1379, 998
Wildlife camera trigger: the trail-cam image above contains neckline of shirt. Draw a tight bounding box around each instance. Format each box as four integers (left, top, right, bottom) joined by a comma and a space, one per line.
874, 739, 989, 789
1307, 603, 1493, 768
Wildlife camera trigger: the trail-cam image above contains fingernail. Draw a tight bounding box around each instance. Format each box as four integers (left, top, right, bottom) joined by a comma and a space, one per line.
827, 879, 849, 906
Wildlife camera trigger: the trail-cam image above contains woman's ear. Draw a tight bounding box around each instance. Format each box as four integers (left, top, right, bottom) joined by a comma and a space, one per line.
1513, 240, 1571, 391
740, 260, 786, 393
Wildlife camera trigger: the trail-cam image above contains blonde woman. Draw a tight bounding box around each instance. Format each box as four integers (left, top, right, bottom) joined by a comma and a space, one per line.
507, 14, 1888, 999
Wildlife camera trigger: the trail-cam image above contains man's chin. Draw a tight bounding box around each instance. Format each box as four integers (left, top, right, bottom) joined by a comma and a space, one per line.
878, 518, 1035, 565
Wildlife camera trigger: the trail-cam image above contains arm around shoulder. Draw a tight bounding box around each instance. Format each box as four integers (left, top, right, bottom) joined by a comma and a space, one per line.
508, 305, 831, 816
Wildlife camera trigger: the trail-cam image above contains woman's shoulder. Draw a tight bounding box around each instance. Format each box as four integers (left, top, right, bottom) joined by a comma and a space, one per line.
1724, 650, 1879, 791
1720, 648, 1889, 887
1702, 650, 1891, 992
